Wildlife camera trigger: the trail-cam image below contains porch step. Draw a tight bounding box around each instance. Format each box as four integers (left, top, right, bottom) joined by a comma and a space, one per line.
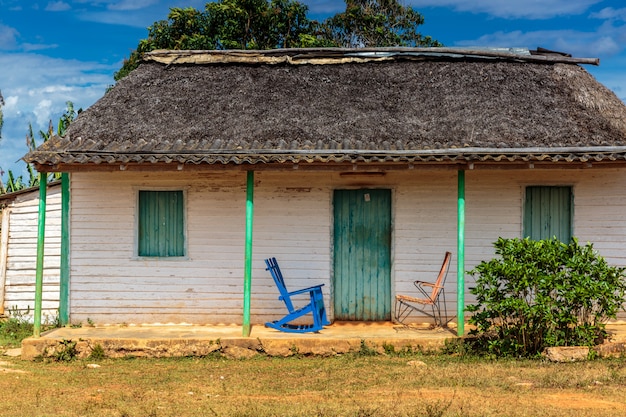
20, 322, 455, 360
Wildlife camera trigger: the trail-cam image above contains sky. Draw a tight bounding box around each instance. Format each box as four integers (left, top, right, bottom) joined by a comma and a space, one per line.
1, 0, 625, 182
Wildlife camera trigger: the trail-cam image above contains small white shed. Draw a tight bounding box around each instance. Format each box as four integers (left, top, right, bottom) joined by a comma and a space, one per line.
0, 183, 61, 322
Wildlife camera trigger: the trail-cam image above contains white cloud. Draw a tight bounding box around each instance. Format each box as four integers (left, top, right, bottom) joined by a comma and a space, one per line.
0, 0, 24, 11
22, 42, 59, 52
418, 1, 626, 58
29, 85, 76, 97
591, 7, 626, 20
74, 0, 205, 28
74, 11, 152, 27
0, 24, 19, 50
0, 25, 56, 53
555, 35, 620, 56
3, 96, 19, 112
33, 99, 53, 126
307, 0, 611, 20
107, 0, 158, 11
0, 52, 114, 177
456, 28, 621, 57
45, 1, 71, 11
408, 0, 602, 19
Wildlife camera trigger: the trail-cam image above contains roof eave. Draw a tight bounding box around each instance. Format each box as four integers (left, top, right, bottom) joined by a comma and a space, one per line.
28, 147, 626, 172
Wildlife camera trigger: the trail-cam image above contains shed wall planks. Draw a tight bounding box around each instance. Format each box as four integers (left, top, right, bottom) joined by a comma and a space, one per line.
0, 185, 61, 321
67, 169, 626, 325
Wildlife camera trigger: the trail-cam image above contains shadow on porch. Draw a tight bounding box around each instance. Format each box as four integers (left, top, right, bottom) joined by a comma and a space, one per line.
20, 321, 458, 360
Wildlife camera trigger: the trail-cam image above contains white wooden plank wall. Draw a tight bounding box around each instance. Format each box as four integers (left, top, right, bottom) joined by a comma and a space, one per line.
574, 169, 626, 264
252, 173, 332, 323
392, 170, 522, 324
1, 186, 61, 322
469, 169, 626, 322
69, 169, 626, 325
70, 172, 247, 324
393, 169, 626, 323
393, 171, 458, 324
566, 169, 626, 321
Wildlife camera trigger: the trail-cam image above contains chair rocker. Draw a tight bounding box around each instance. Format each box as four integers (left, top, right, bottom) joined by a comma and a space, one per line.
264, 257, 330, 333
394, 251, 452, 327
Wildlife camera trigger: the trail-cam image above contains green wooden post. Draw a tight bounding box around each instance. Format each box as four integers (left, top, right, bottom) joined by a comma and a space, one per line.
243, 171, 254, 337
34, 173, 48, 337
59, 173, 70, 326
457, 169, 466, 337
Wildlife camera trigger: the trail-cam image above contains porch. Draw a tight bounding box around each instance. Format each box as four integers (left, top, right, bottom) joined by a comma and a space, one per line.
21, 321, 457, 360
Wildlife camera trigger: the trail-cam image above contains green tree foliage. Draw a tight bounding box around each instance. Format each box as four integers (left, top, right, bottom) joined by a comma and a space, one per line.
114, 0, 441, 80
467, 237, 626, 358
321, 0, 442, 48
115, 0, 325, 80
205, 0, 317, 49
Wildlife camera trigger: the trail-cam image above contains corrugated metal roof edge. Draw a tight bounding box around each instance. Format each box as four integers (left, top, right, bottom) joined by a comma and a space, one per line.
34, 145, 626, 156
25, 150, 626, 166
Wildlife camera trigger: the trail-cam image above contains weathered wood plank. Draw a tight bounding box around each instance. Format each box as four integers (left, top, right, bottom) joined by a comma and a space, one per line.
1, 185, 62, 317
0, 209, 10, 315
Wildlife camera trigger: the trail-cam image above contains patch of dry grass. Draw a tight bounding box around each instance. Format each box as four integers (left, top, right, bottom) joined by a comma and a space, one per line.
0, 354, 626, 416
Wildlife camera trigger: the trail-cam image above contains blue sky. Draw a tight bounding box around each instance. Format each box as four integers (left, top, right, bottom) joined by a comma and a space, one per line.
1, 0, 625, 181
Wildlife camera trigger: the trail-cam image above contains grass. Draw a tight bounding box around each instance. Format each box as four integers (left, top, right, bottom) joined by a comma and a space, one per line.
2, 318, 626, 416
0, 311, 33, 347
1, 352, 626, 416
0, 317, 34, 347
0, 307, 58, 347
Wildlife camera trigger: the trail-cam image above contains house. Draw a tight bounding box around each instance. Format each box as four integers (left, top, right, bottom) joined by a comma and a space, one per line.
23, 48, 626, 329
0, 182, 62, 321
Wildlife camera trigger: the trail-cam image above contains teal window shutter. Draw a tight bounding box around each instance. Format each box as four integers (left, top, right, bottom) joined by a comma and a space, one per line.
524, 186, 572, 242
138, 190, 185, 257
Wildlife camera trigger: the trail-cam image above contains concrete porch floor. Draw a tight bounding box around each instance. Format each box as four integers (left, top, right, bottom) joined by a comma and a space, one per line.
21, 321, 457, 360
20, 322, 626, 360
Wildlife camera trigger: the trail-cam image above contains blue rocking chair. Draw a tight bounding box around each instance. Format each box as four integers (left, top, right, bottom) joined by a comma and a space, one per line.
264, 257, 330, 333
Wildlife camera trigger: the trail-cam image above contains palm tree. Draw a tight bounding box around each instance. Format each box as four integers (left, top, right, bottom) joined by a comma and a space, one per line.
0, 101, 80, 195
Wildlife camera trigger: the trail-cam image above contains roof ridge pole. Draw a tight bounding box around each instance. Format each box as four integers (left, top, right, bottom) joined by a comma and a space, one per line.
34, 172, 47, 337
243, 170, 254, 337
457, 169, 465, 337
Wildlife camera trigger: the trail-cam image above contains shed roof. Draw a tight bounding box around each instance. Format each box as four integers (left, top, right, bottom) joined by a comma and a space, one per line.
0, 181, 61, 208
24, 47, 626, 171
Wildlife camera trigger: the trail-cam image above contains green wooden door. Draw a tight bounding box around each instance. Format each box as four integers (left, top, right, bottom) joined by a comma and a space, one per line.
333, 189, 391, 321
524, 186, 572, 242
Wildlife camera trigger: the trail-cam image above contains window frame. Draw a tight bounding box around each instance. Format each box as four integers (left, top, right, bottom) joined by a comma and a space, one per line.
523, 185, 574, 242
134, 187, 188, 259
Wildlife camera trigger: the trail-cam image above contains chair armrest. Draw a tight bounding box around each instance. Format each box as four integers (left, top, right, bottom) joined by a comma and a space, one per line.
287, 284, 325, 297
413, 280, 444, 300
414, 280, 443, 289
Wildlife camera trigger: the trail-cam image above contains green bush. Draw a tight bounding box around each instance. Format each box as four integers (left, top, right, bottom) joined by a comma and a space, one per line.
468, 237, 626, 357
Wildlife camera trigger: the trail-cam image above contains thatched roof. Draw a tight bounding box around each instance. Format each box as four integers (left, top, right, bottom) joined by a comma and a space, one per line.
25, 48, 626, 171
